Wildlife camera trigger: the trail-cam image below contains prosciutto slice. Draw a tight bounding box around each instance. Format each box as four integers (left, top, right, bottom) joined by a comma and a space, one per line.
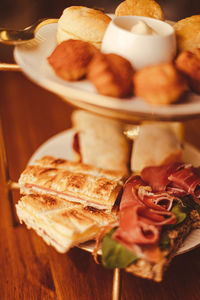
169, 165, 200, 204
141, 162, 200, 204
138, 188, 177, 211
113, 175, 176, 252
114, 204, 175, 245
141, 162, 184, 192
119, 176, 146, 210
121, 176, 177, 212
113, 205, 161, 246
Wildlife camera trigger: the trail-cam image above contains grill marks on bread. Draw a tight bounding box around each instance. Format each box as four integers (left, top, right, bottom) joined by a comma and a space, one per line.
19, 156, 124, 211
16, 193, 117, 253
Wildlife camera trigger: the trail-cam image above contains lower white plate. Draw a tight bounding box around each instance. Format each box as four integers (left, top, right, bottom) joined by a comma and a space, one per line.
29, 129, 200, 255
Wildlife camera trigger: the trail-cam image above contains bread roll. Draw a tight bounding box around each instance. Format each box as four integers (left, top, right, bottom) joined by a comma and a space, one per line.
57, 6, 111, 48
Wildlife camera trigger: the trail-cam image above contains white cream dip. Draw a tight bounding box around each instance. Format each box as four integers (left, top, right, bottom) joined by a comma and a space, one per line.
130, 20, 158, 35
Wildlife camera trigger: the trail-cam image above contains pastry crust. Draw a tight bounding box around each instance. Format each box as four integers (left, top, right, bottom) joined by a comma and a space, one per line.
115, 0, 164, 20
48, 39, 98, 81
133, 63, 187, 105
88, 53, 134, 98
174, 15, 200, 53
175, 48, 200, 94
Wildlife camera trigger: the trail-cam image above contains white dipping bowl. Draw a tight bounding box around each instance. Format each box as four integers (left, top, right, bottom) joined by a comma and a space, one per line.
101, 16, 176, 70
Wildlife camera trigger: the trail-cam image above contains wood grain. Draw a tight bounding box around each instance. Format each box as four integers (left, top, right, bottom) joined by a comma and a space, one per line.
1, 68, 200, 300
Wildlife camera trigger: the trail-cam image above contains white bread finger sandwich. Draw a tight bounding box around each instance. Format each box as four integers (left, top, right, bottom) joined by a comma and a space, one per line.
16, 193, 117, 253
57, 6, 111, 48
128, 122, 183, 173
72, 110, 131, 175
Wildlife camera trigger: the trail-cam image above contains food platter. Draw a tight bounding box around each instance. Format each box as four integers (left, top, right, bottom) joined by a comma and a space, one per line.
28, 128, 200, 256
14, 22, 200, 122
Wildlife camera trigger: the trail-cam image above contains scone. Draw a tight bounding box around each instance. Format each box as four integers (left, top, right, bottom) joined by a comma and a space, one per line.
115, 0, 164, 20
133, 63, 187, 105
87, 53, 134, 98
57, 6, 111, 48
174, 15, 200, 52
48, 39, 98, 81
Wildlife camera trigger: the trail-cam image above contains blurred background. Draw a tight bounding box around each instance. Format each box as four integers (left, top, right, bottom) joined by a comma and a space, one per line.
0, 0, 199, 62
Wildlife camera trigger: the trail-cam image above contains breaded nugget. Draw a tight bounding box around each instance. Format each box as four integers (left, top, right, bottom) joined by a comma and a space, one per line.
175, 48, 200, 94
48, 39, 98, 81
133, 63, 187, 105
115, 0, 164, 20
174, 15, 200, 53
87, 53, 134, 98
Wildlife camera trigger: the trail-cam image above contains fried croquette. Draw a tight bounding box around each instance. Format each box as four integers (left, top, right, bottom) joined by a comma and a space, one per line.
87, 53, 134, 98
48, 39, 99, 81
133, 63, 187, 105
175, 48, 200, 94
174, 15, 200, 53
115, 0, 164, 20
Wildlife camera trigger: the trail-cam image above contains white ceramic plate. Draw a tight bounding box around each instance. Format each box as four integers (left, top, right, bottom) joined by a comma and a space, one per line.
14, 22, 200, 121
28, 129, 200, 255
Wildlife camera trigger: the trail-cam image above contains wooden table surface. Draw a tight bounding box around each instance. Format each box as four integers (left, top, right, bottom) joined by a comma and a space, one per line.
1, 61, 200, 300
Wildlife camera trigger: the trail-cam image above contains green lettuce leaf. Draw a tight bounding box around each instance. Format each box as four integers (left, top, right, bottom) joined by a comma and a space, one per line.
171, 203, 188, 225
102, 229, 138, 269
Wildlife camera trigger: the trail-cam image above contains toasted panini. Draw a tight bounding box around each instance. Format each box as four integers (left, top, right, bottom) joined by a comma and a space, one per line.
16, 194, 117, 253
19, 156, 124, 211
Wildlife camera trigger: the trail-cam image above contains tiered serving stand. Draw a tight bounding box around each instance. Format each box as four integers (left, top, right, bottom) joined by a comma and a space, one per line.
1, 21, 200, 300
